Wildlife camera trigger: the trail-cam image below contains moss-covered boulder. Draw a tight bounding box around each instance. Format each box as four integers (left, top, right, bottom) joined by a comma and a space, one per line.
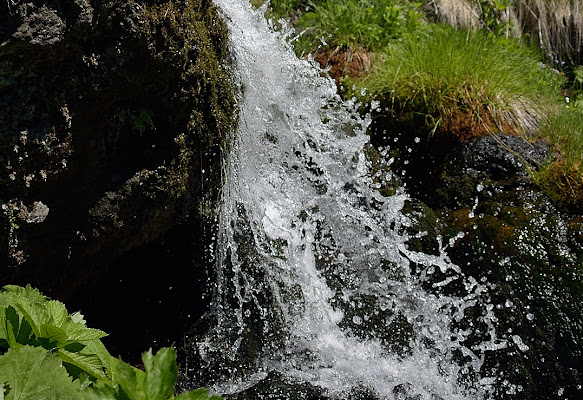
0, 0, 235, 358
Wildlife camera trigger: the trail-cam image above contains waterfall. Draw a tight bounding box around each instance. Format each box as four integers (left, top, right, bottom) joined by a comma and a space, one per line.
194, 1, 504, 398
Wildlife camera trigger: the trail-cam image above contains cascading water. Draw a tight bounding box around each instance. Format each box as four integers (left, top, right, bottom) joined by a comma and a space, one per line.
192, 1, 507, 398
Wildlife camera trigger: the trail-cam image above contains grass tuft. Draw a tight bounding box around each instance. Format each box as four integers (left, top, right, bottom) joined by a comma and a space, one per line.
358, 25, 563, 140
533, 109, 583, 211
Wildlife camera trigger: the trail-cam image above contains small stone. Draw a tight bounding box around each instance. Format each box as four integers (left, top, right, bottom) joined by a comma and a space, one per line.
26, 201, 50, 224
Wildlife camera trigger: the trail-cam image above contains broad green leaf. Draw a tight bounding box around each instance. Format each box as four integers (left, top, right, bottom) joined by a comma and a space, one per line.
4, 318, 17, 349
0, 383, 5, 400
3, 286, 48, 338
2, 285, 47, 304
112, 357, 146, 400
63, 320, 107, 342
5, 307, 20, 347
40, 323, 68, 347
46, 300, 69, 327
175, 388, 223, 400
15, 318, 32, 345
0, 345, 79, 400
142, 348, 177, 400
58, 348, 107, 380
0, 307, 7, 341
84, 339, 113, 378
12, 297, 48, 338
80, 384, 118, 400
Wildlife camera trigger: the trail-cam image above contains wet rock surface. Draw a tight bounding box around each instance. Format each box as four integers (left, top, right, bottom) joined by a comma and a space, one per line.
0, 0, 235, 360
371, 129, 583, 399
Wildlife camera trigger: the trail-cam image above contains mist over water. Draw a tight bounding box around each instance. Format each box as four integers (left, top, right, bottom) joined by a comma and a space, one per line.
197, 1, 507, 398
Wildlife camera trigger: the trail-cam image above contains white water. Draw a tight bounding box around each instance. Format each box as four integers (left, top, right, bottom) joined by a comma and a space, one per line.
200, 1, 503, 398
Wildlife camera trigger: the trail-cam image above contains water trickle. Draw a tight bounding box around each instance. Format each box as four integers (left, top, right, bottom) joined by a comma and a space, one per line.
195, 1, 503, 398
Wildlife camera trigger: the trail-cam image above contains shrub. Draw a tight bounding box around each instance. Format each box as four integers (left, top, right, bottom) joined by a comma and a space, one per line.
357, 25, 563, 140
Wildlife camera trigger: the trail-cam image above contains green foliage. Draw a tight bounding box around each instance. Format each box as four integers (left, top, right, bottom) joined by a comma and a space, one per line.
533, 108, 583, 211
292, 0, 424, 54
357, 25, 563, 139
0, 284, 109, 381
0, 346, 81, 400
0, 285, 221, 400
133, 109, 156, 134
478, 0, 514, 37
5, 206, 18, 231
266, 0, 311, 16
568, 65, 583, 110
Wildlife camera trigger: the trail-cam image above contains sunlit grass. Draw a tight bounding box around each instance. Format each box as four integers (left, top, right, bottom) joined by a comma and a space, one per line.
533, 109, 583, 211
358, 25, 563, 139
291, 0, 425, 55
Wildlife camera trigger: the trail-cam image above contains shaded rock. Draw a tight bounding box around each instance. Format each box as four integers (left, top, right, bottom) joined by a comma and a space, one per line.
367, 113, 583, 398
0, 0, 235, 359
462, 134, 549, 179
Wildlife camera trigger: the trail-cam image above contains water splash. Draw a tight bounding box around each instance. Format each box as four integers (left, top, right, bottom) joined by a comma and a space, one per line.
196, 1, 502, 398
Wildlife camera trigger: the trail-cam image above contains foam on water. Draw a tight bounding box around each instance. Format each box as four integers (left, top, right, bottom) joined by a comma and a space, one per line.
200, 1, 502, 398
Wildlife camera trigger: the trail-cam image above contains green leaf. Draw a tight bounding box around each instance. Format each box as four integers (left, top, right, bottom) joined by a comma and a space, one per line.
84, 339, 113, 378
112, 357, 146, 400
81, 384, 118, 400
58, 348, 107, 380
63, 320, 107, 342
12, 298, 48, 339
15, 318, 32, 345
142, 348, 177, 400
40, 323, 68, 347
2, 285, 47, 304
46, 300, 69, 328
2, 308, 18, 348
0, 307, 7, 341
175, 388, 223, 400
0, 346, 80, 400
2, 286, 49, 339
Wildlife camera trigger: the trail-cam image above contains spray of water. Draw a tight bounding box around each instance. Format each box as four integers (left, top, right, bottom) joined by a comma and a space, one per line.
195, 1, 504, 398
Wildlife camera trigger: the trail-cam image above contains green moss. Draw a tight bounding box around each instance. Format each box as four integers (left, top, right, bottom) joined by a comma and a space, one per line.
135, 0, 236, 201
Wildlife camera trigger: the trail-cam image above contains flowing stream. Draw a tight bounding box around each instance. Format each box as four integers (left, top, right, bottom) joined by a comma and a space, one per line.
196, 1, 507, 398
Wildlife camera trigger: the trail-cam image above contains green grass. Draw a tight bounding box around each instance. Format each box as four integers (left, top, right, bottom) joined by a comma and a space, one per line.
290, 0, 424, 55
533, 108, 583, 211
357, 25, 563, 140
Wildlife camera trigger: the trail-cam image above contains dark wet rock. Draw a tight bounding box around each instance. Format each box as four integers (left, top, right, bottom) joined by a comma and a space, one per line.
0, 0, 235, 360
462, 134, 549, 179
221, 371, 326, 400
368, 118, 582, 399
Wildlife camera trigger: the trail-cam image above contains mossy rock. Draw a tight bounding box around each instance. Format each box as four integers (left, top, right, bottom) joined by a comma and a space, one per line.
0, 0, 235, 360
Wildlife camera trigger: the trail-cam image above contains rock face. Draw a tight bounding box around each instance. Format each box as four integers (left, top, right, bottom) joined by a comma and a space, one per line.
0, 0, 235, 356
369, 126, 583, 399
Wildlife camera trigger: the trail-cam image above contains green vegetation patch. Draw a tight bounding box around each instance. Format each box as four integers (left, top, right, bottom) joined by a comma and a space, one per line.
291, 0, 424, 54
0, 285, 221, 400
358, 25, 563, 140
533, 109, 583, 212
